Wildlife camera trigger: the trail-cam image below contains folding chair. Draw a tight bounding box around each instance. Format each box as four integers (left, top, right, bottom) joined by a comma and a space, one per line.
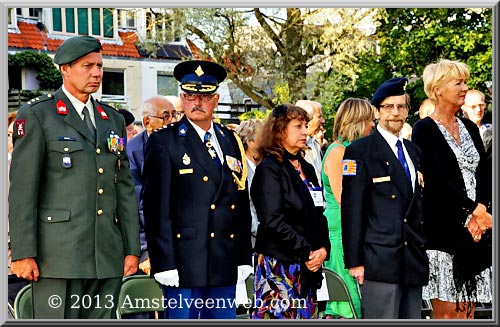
236, 274, 254, 319
322, 267, 359, 319
116, 275, 164, 319
13, 283, 33, 319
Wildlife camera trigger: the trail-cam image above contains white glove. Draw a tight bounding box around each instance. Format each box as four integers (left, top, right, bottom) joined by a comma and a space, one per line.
154, 269, 179, 287
237, 265, 253, 283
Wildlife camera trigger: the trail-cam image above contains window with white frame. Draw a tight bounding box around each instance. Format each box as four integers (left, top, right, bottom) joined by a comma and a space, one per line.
8, 8, 16, 26
118, 9, 136, 28
102, 70, 125, 96
52, 8, 115, 38
15, 8, 42, 19
157, 72, 178, 96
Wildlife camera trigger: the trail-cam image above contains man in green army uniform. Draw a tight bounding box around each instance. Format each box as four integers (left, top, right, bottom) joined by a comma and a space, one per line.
9, 36, 141, 319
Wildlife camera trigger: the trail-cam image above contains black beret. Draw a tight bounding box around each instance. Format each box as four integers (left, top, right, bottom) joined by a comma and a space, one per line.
174, 60, 227, 94
53, 36, 102, 65
118, 109, 135, 127
371, 77, 408, 108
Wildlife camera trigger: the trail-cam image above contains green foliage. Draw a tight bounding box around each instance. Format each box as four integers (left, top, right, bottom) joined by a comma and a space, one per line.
238, 109, 271, 121
8, 51, 62, 90
352, 8, 493, 119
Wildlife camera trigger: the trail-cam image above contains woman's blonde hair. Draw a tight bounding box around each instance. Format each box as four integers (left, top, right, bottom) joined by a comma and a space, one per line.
422, 59, 470, 103
332, 98, 374, 142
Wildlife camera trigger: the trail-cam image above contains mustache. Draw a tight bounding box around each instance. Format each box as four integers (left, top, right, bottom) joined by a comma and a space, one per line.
191, 107, 206, 113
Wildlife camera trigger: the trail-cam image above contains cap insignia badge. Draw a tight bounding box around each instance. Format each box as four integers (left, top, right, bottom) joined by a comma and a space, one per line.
182, 153, 191, 165
195, 65, 204, 77
403, 80, 407, 91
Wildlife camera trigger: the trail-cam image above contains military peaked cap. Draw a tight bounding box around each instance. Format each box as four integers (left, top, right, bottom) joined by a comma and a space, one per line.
372, 77, 408, 108
54, 36, 102, 65
174, 60, 227, 94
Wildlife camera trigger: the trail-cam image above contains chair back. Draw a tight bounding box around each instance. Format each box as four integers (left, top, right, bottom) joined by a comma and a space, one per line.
323, 268, 359, 319
116, 275, 163, 319
14, 284, 33, 319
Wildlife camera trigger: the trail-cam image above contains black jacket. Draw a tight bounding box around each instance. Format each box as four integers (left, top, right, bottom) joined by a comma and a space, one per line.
412, 117, 491, 290
341, 129, 429, 286
251, 154, 330, 295
142, 117, 252, 288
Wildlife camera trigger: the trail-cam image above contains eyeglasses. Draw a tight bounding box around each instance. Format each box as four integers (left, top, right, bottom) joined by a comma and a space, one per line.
463, 104, 486, 110
150, 111, 182, 122
379, 103, 408, 111
181, 93, 217, 102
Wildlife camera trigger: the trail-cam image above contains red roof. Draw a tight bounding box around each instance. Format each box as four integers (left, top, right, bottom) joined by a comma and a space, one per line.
8, 21, 141, 58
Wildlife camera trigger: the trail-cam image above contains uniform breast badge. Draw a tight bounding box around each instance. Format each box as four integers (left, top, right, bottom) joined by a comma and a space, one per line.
107, 131, 125, 155
182, 153, 191, 165
62, 154, 72, 168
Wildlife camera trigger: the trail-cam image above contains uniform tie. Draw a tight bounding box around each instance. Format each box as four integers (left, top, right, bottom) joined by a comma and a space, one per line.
396, 140, 411, 182
82, 106, 96, 142
204, 132, 221, 168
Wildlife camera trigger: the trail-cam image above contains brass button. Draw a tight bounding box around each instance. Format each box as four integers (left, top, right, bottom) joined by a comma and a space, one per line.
97, 209, 103, 216
203, 176, 209, 182
210, 204, 216, 210
230, 234, 234, 238
391, 194, 396, 199
403, 218, 407, 223
98, 188, 104, 195
47, 216, 52, 221
230, 204, 235, 210
98, 168, 104, 174
64, 147, 69, 152
210, 232, 215, 238
404, 241, 408, 246
96, 148, 101, 154
177, 233, 181, 238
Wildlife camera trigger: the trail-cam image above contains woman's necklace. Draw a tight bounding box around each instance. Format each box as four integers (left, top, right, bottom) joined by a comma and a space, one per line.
290, 159, 301, 174
432, 114, 460, 142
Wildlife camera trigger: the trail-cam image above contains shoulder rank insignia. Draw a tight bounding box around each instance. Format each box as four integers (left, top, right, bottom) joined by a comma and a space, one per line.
97, 106, 108, 120
56, 100, 68, 115
342, 159, 357, 176
178, 123, 188, 136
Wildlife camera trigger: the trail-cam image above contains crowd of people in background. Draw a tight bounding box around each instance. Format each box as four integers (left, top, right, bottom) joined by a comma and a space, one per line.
7, 35, 493, 320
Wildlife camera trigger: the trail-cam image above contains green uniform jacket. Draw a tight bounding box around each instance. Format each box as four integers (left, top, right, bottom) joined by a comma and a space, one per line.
9, 88, 141, 279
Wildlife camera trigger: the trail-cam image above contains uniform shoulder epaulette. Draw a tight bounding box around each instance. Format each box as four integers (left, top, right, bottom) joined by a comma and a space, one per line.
95, 99, 116, 111
25, 93, 53, 107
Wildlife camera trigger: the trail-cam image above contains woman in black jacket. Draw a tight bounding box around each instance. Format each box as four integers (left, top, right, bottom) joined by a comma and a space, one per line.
250, 104, 330, 319
413, 59, 492, 319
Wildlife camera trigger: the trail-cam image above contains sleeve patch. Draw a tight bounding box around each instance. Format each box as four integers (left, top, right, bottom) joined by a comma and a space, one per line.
15, 120, 26, 137
342, 159, 357, 176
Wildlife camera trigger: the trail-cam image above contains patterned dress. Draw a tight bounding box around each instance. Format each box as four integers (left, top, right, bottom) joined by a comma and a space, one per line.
251, 253, 318, 319
320, 141, 362, 318
422, 118, 492, 303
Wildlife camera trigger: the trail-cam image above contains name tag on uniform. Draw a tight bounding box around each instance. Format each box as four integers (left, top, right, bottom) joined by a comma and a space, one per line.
179, 168, 194, 175
309, 187, 324, 207
373, 176, 391, 183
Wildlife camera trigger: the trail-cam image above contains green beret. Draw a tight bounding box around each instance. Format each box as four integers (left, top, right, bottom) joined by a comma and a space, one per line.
53, 36, 102, 65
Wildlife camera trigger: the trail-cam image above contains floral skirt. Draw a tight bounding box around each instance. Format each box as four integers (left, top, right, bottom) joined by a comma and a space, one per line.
251, 253, 318, 319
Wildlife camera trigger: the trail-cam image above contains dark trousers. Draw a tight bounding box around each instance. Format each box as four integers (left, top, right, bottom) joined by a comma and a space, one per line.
32, 277, 122, 319
360, 279, 422, 319
162, 285, 236, 319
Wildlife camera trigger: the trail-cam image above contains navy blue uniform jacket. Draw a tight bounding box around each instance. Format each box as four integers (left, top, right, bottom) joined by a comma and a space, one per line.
142, 117, 252, 288
341, 129, 429, 286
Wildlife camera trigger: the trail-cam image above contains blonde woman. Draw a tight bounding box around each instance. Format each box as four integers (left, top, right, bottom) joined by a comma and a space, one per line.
413, 59, 492, 319
321, 98, 374, 318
